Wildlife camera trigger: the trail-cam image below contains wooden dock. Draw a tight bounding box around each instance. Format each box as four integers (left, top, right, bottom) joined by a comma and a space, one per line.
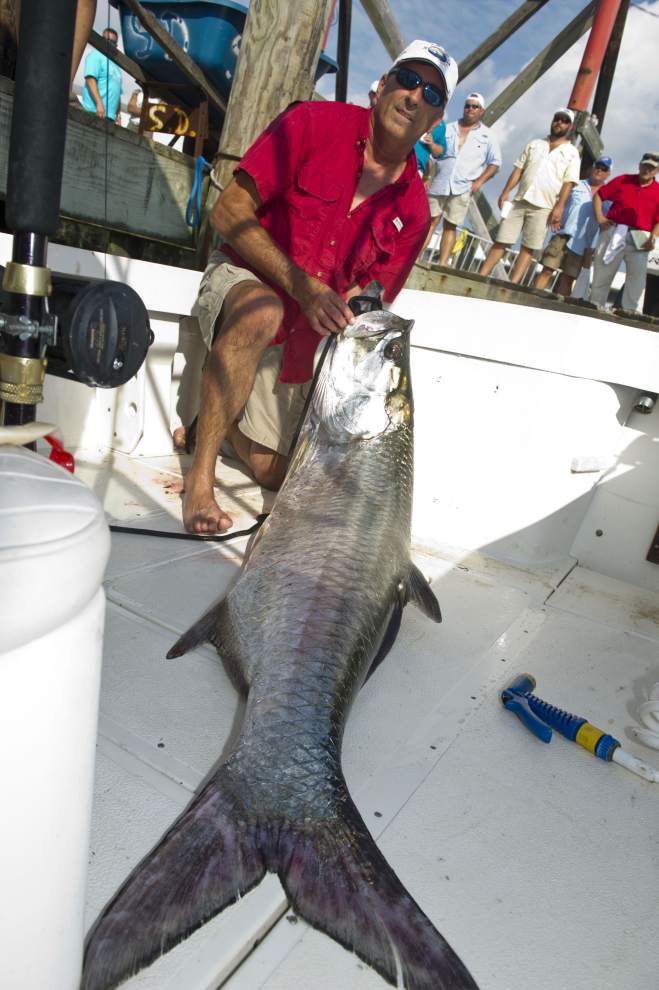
0, 76, 199, 265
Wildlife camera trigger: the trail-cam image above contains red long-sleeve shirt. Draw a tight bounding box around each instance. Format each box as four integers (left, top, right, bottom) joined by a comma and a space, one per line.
222, 100, 430, 383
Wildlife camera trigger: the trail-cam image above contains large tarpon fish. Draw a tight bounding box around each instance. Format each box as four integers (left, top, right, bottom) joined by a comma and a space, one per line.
82, 308, 480, 990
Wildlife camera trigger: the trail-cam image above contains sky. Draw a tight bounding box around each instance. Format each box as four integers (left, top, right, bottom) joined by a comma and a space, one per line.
82, 0, 659, 202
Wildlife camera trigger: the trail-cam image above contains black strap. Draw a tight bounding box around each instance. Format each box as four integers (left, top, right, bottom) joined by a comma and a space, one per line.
109, 513, 268, 543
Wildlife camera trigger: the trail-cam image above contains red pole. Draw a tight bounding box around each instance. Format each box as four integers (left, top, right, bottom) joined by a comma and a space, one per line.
568, 0, 623, 112
321, 0, 338, 50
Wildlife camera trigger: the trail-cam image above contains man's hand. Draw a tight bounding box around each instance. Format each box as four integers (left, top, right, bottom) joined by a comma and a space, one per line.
295, 276, 354, 336
598, 218, 614, 231
642, 235, 655, 252
548, 206, 563, 231
96, 104, 105, 119
471, 179, 482, 194
497, 194, 508, 212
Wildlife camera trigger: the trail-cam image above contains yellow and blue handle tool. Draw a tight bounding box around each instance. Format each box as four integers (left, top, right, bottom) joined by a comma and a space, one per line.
501, 673, 659, 783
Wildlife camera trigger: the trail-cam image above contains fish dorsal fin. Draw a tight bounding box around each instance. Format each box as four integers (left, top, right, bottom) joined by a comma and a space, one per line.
408, 564, 442, 623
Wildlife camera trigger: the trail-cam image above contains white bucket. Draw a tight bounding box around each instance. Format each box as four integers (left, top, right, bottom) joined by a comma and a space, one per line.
0, 446, 110, 989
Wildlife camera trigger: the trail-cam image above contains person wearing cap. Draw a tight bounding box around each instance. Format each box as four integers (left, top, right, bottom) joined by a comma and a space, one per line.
368, 79, 380, 108
479, 108, 580, 283
423, 92, 501, 262
534, 156, 613, 296
180, 40, 458, 534
589, 153, 659, 313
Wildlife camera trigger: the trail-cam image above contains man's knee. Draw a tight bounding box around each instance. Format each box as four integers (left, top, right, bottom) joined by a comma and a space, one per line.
218, 282, 284, 349
249, 444, 288, 491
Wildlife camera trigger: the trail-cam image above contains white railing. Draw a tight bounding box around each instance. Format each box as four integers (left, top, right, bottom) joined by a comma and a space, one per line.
422, 227, 561, 291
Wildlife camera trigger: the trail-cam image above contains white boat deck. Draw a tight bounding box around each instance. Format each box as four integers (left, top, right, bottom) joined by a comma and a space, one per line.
80, 448, 659, 990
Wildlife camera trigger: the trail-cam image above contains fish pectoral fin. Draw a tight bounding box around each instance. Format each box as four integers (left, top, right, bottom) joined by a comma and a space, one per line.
407, 564, 442, 623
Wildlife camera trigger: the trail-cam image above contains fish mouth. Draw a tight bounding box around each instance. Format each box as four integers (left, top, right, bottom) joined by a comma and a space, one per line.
342, 311, 412, 341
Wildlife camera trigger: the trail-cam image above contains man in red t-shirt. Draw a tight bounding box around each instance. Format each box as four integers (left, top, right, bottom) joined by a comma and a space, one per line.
589, 152, 659, 312
182, 40, 458, 534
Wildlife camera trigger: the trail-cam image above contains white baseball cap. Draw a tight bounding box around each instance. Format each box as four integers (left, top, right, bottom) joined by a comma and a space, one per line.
390, 39, 458, 103
465, 92, 485, 108
369, 79, 380, 94
554, 107, 575, 123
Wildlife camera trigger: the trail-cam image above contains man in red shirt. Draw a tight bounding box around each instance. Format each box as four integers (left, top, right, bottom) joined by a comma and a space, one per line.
589, 152, 659, 312
182, 40, 458, 534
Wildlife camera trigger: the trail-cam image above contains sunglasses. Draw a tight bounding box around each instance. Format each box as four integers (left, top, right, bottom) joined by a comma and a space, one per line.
553, 115, 571, 124
464, 102, 481, 110
391, 66, 445, 108
594, 163, 610, 170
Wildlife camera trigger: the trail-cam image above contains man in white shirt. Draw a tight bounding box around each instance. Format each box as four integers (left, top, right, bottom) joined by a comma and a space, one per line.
424, 92, 501, 262
480, 108, 580, 284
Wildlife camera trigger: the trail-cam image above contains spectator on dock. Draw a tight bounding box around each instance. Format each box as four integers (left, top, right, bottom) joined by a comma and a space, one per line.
423, 92, 501, 262
81, 26, 122, 122
479, 108, 580, 284
589, 152, 659, 313
414, 118, 446, 180
180, 40, 458, 534
534, 156, 612, 297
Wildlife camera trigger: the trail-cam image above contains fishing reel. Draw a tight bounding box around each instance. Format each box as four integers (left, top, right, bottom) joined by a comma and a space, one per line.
0, 267, 153, 390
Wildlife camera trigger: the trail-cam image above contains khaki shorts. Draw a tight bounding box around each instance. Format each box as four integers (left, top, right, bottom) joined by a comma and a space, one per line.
540, 234, 583, 278
190, 250, 309, 456
238, 343, 310, 456
496, 200, 551, 251
427, 190, 471, 224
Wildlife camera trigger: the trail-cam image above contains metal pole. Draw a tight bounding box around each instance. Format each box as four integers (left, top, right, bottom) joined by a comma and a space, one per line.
1, 0, 76, 428
567, 0, 624, 112
335, 0, 351, 102
580, 0, 629, 174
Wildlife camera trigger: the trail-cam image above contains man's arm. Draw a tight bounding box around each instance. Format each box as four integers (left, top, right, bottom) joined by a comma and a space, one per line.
85, 75, 105, 118
472, 163, 499, 193
212, 172, 353, 336
549, 181, 576, 231
642, 221, 659, 252
593, 192, 614, 230
498, 166, 522, 211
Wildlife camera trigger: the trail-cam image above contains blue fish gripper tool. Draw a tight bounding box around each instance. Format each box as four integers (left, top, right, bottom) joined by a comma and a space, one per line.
501, 673, 659, 783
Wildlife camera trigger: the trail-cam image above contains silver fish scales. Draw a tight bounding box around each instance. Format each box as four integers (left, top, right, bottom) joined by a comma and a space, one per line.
82, 310, 480, 990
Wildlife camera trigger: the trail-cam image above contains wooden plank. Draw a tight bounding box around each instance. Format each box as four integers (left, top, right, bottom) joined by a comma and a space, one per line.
0, 0, 19, 78
120, 0, 227, 113
0, 76, 195, 247
199, 0, 333, 262
458, 0, 549, 81
483, 2, 597, 127
89, 28, 148, 84
359, 0, 404, 60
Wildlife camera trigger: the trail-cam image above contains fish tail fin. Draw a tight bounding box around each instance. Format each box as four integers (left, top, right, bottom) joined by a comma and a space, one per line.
278, 782, 480, 990
81, 766, 266, 990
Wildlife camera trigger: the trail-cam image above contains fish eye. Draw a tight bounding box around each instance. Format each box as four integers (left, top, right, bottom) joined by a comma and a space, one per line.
384, 340, 403, 361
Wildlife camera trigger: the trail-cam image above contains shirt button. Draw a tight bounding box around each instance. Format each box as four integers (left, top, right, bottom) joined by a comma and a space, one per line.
329, 240, 336, 246
317, 271, 323, 277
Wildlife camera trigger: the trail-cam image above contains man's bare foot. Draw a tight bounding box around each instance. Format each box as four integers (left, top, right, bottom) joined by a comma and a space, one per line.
183, 482, 233, 534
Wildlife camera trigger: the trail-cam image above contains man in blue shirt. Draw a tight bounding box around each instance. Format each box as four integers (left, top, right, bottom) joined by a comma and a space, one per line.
535, 156, 612, 296
82, 27, 122, 121
425, 92, 501, 263
414, 119, 446, 179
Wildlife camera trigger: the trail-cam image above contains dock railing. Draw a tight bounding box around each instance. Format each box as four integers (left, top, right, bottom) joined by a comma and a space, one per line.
422, 226, 561, 291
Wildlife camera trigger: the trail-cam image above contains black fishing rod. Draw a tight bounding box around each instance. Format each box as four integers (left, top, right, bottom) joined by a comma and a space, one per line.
0, 0, 152, 435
